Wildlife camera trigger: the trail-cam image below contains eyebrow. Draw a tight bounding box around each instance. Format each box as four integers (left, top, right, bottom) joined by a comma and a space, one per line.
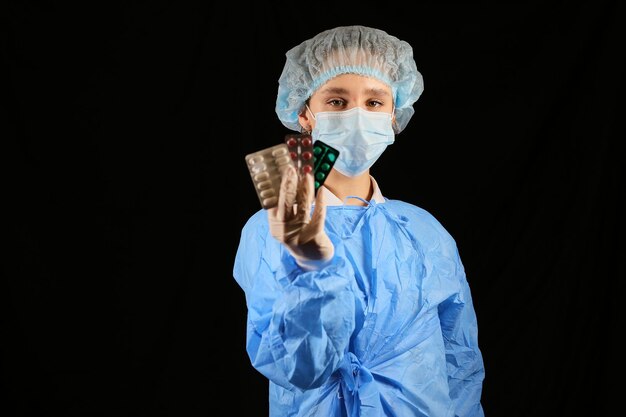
318, 86, 392, 97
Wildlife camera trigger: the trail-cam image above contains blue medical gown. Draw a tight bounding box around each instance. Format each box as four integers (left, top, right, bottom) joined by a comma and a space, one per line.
233, 199, 485, 416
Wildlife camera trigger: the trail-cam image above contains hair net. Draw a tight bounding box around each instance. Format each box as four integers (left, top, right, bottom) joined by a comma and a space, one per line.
276, 25, 424, 133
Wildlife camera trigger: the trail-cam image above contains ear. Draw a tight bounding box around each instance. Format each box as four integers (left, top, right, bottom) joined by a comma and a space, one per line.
297, 106, 313, 132
392, 114, 399, 133
391, 108, 400, 133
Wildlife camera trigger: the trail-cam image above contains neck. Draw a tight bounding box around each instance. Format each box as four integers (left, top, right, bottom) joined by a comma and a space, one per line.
323, 170, 372, 206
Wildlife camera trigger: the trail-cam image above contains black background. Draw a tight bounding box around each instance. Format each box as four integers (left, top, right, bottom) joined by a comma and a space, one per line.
3, 1, 623, 416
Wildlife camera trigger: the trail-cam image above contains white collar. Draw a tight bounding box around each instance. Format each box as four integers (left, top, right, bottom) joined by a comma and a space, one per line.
318, 176, 386, 206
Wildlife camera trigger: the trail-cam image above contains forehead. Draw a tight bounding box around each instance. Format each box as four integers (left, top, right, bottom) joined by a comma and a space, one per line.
312, 73, 392, 98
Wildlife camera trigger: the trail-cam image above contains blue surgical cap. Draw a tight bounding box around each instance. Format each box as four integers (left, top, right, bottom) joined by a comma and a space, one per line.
276, 25, 424, 133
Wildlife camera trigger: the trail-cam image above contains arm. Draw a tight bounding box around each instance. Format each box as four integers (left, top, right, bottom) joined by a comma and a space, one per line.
233, 214, 355, 390
438, 243, 486, 417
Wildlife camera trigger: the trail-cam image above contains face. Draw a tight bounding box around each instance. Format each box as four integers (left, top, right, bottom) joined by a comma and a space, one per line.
298, 73, 395, 132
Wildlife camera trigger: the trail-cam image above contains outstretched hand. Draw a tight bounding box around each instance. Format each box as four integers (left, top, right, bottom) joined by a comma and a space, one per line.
267, 164, 334, 269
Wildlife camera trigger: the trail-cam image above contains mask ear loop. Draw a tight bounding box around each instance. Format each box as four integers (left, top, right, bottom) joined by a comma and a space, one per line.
391, 105, 400, 133
300, 104, 316, 134
305, 104, 316, 120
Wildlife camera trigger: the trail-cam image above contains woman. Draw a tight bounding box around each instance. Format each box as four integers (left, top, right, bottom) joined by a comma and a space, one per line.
233, 25, 485, 416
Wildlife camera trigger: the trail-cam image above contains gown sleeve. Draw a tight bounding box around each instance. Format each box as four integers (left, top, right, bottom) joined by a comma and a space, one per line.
436, 237, 486, 417
233, 210, 356, 391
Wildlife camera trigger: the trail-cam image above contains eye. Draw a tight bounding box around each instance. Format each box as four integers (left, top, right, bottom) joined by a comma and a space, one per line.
366, 99, 385, 108
326, 98, 346, 108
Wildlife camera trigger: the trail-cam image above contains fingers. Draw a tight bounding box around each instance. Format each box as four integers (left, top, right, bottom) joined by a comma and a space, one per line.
277, 165, 297, 220
309, 185, 327, 235
297, 172, 315, 222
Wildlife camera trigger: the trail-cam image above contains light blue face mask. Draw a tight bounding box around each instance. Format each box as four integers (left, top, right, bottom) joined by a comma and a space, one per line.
308, 106, 395, 177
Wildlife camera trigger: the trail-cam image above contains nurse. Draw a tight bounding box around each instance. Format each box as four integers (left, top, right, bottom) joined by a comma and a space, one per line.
234, 25, 486, 416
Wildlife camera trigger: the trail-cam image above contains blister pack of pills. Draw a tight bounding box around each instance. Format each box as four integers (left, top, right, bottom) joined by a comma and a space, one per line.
312, 140, 339, 192
244, 143, 292, 209
245, 137, 340, 209
284, 133, 314, 177
284, 134, 339, 193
